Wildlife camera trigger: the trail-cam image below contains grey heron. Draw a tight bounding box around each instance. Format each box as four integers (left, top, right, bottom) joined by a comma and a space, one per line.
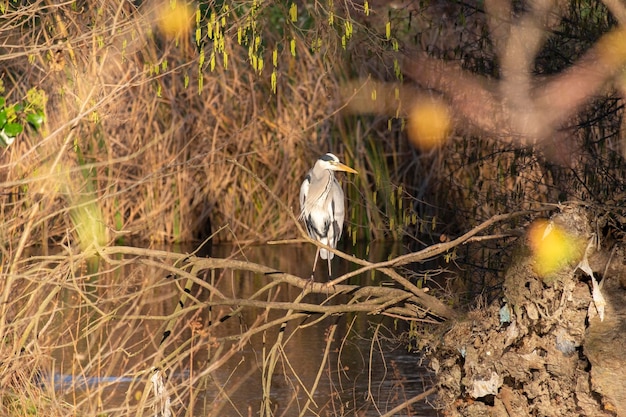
299, 153, 358, 278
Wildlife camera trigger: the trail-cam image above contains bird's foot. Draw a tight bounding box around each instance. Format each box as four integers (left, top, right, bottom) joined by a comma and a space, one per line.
323, 280, 336, 293
304, 274, 316, 293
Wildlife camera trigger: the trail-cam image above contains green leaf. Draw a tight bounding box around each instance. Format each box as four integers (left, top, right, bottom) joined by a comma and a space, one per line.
27, 112, 44, 129
13, 103, 24, 112
0, 109, 6, 127
0, 97, 5, 108
4, 122, 23, 136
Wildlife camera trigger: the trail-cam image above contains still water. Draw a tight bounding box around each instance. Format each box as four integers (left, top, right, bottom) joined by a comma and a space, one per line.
48, 242, 441, 416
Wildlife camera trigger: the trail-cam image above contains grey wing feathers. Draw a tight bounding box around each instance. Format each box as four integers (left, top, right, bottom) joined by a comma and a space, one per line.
328, 177, 345, 248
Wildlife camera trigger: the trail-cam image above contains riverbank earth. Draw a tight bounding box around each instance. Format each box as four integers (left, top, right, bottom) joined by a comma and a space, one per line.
426, 207, 626, 416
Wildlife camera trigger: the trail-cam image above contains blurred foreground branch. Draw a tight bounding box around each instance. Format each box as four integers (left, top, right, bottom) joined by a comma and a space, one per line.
399, 0, 626, 148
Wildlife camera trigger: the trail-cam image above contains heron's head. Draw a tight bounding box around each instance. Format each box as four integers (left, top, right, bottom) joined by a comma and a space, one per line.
317, 153, 358, 174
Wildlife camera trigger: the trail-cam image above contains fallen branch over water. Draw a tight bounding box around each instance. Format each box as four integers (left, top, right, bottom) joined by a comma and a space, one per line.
97, 210, 545, 325
97, 245, 453, 321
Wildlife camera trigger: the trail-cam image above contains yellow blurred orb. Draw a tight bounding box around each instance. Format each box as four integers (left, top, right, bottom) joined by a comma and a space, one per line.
407, 100, 451, 150
528, 219, 583, 277
597, 28, 626, 68
157, 2, 193, 38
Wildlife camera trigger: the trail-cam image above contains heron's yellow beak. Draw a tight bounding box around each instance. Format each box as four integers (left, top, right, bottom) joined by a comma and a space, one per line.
333, 162, 358, 174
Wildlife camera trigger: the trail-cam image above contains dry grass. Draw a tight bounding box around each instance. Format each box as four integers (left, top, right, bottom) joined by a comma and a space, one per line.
0, 0, 374, 247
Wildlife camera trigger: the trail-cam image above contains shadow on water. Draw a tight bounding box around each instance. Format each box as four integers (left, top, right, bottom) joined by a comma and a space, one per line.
46, 242, 440, 416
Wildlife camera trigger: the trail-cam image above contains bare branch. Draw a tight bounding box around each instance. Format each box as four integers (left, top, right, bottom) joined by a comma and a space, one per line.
97, 245, 458, 319
379, 387, 438, 417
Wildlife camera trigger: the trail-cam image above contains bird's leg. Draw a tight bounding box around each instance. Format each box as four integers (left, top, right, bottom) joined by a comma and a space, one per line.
311, 247, 320, 280
327, 256, 332, 279
325, 257, 337, 294
302, 248, 320, 293
325, 256, 338, 293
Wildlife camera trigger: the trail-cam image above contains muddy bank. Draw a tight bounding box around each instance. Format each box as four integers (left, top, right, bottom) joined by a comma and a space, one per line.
428, 208, 626, 416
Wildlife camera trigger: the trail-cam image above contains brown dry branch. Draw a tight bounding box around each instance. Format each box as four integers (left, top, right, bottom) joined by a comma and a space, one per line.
90, 240, 447, 417
94, 209, 535, 344
321, 210, 543, 318
380, 386, 438, 417
85, 209, 551, 356
52, 241, 446, 415
3, 240, 423, 415
96, 244, 453, 321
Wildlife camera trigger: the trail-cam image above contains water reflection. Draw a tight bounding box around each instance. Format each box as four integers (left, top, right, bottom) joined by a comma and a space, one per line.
49, 242, 439, 416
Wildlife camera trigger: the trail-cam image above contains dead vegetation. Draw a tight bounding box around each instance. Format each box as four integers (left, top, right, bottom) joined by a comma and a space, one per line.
426, 206, 626, 417
3, 0, 626, 416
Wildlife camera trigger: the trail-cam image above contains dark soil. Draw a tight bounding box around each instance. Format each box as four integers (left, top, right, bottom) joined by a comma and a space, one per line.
427, 207, 626, 416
